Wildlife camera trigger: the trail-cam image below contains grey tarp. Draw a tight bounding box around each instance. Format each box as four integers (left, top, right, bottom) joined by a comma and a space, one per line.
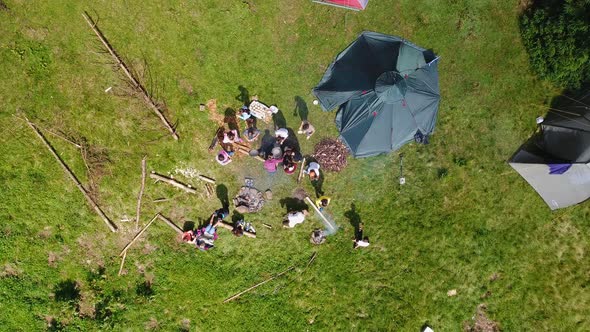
313, 31, 440, 158
509, 89, 590, 210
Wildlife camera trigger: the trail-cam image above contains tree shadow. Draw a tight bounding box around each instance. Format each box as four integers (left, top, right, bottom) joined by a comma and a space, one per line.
344, 203, 362, 238
224, 108, 239, 131
279, 197, 309, 213
236, 85, 250, 105
294, 96, 309, 121
182, 220, 195, 232
216, 184, 229, 210
273, 109, 287, 129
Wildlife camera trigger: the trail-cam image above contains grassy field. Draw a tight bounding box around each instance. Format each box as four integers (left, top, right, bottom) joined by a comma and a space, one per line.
1, 0, 589, 330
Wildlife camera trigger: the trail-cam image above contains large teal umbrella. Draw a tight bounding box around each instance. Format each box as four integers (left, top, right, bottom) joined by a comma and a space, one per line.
313, 31, 440, 158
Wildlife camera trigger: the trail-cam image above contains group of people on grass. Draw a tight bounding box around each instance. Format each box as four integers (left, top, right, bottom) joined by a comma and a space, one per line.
186, 99, 369, 250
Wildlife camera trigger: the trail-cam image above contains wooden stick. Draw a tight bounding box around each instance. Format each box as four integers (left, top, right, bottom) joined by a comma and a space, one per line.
305, 196, 336, 232
306, 251, 317, 269
297, 158, 306, 183
223, 265, 295, 303
236, 147, 265, 162
197, 174, 216, 184
24, 117, 117, 233
262, 223, 272, 229
118, 250, 127, 276
153, 197, 171, 203
135, 156, 147, 230
217, 222, 256, 238
43, 127, 82, 149
156, 214, 183, 234
82, 12, 179, 140
150, 172, 197, 194
119, 214, 158, 256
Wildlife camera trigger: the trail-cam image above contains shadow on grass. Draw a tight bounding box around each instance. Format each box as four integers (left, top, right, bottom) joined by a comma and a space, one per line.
280, 197, 308, 213
293, 96, 309, 121
236, 85, 250, 105
216, 184, 229, 210
344, 203, 362, 237
54, 279, 80, 302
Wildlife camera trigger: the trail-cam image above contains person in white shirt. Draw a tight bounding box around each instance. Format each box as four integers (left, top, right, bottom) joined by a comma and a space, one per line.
304, 162, 321, 181
275, 128, 289, 145
282, 210, 308, 228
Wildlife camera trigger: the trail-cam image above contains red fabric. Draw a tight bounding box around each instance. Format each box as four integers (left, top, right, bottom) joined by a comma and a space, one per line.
324, 0, 364, 9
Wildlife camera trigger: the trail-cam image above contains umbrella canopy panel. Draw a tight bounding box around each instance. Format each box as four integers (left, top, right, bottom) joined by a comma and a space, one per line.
314, 31, 439, 158
313, 0, 369, 10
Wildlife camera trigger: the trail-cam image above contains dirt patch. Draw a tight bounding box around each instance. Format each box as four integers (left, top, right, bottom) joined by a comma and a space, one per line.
48, 251, 61, 268
77, 290, 96, 319
1, 263, 22, 277
463, 304, 501, 332
0, 1, 9, 11
145, 317, 159, 330
38, 226, 52, 239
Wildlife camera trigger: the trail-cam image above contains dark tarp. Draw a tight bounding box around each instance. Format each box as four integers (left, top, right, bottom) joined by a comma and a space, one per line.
313, 31, 440, 158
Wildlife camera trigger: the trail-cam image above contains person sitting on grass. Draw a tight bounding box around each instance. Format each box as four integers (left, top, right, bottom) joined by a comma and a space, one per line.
216, 150, 232, 166
298, 120, 315, 140
238, 106, 251, 120
264, 155, 281, 173
315, 196, 331, 211
275, 127, 289, 145
282, 210, 309, 228
243, 126, 260, 142
223, 129, 241, 145
353, 223, 370, 249
304, 161, 321, 182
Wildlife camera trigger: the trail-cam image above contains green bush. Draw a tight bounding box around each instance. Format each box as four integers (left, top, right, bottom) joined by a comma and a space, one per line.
519, 0, 590, 89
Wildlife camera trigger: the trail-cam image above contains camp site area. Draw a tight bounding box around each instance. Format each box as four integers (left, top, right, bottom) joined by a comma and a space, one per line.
1, 1, 590, 331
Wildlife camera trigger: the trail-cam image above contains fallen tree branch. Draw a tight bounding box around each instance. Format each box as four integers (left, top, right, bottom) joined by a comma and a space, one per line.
156, 214, 183, 234
119, 213, 159, 256
149, 171, 197, 194
82, 11, 179, 140
24, 116, 117, 233
306, 251, 317, 269
297, 157, 306, 183
197, 174, 216, 184
135, 156, 147, 230
305, 196, 336, 232
223, 265, 295, 303
118, 250, 127, 276
217, 221, 256, 238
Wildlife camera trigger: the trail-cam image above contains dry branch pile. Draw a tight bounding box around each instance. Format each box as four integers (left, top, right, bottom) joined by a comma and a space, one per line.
312, 138, 349, 172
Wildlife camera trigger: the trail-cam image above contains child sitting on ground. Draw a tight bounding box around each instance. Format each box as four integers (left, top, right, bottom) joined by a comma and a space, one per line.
216, 150, 232, 166
298, 120, 315, 140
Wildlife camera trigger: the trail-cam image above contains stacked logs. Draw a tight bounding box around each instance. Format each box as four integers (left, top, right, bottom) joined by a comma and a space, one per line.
312, 138, 349, 172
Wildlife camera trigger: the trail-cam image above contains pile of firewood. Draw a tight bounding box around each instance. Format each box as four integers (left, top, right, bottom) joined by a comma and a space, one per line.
312, 138, 349, 172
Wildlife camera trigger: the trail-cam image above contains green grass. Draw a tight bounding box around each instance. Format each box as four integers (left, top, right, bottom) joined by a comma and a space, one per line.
1, 0, 589, 330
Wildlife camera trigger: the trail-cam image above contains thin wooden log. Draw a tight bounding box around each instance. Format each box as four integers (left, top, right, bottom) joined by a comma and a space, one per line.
24, 117, 117, 233
197, 174, 216, 184
119, 214, 158, 256
262, 223, 272, 229
118, 250, 127, 276
204, 183, 213, 198
217, 221, 256, 238
135, 156, 147, 230
305, 196, 336, 232
150, 172, 197, 194
153, 197, 171, 203
156, 214, 183, 234
236, 147, 265, 162
43, 127, 82, 149
82, 12, 179, 140
306, 251, 317, 269
223, 265, 295, 303
297, 157, 306, 183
